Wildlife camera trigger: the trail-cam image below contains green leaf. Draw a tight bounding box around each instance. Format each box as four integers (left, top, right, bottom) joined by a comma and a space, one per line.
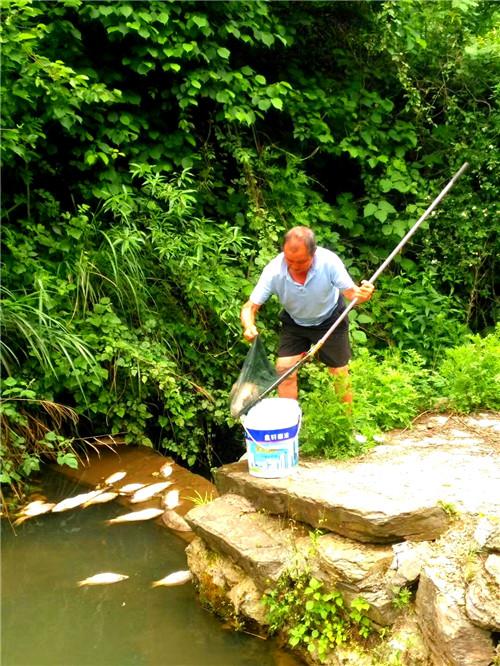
193, 15, 208, 28
374, 209, 388, 222
363, 203, 377, 217
270, 97, 283, 110
217, 47, 230, 59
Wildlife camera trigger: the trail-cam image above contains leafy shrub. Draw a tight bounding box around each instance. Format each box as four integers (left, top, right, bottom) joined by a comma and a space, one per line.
263, 573, 372, 663
0, 378, 79, 490
299, 328, 499, 460
299, 349, 431, 458
350, 348, 432, 429
438, 326, 500, 412
366, 272, 469, 363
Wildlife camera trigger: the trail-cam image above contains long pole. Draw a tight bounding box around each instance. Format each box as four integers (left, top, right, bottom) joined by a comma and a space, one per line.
236, 162, 469, 418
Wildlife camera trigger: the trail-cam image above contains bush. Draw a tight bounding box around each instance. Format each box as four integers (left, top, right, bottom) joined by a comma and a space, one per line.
299, 349, 431, 459
438, 326, 500, 412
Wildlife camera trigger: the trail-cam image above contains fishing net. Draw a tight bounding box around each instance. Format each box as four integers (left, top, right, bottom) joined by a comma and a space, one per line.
230, 336, 278, 419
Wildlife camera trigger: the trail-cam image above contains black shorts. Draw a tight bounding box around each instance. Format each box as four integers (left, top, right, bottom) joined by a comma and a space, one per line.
278, 299, 351, 368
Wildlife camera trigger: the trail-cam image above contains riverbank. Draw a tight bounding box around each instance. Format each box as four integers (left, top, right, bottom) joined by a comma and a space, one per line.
185, 411, 500, 666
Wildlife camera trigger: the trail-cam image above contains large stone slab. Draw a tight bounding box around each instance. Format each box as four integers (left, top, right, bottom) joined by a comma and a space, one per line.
185, 493, 302, 589
215, 433, 500, 543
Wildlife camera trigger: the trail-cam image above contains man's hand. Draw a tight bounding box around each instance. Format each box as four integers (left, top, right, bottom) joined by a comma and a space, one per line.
240, 300, 261, 342
243, 325, 259, 342
357, 280, 375, 303
342, 281, 375, 304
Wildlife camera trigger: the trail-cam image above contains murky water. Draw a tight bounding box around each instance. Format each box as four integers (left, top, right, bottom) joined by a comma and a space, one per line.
1, 471, 278, 666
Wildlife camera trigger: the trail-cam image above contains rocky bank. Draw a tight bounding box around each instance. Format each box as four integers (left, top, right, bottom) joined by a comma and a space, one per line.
184, 413, 500, 666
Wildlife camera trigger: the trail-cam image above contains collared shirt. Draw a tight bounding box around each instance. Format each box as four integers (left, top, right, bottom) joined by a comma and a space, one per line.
250, 247, 356, 326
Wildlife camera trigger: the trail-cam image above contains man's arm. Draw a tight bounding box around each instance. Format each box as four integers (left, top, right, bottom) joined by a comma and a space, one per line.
342, 280, 374, 304
240, 300, 261, 341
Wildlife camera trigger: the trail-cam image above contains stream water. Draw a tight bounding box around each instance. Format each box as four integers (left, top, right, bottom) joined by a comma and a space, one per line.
1, 470, 281, 666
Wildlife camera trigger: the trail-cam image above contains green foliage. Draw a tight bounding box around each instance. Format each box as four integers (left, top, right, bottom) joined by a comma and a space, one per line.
391, 586, 413, 610
0, 378, 79, 487
438, 327, 500, 412
366, 273, 469, 363
1, 0, 498, 493
263, 573, 372, 662
299, 327, 499, 458
299, 349, 430, 458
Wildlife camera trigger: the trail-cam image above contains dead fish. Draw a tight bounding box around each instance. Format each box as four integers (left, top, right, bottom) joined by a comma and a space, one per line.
230, 381, 260, 418
162, 489, 180, 510
107, 508, 164, 525
103, 471, 127, 485
82, 491, 118, 507
161, 509, 192, 533
118, 483, 145, 494
130, 481, 172, 504
151, 570, 192, 587
52, 491, 103, 513
14, 500, 56, 525
77, 572, 129, 587
21, 500, 55, 517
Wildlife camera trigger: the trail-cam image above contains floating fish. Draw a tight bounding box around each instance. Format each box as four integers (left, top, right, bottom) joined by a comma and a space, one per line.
14, 500, 55, 525
161, 509, 192, 533
130, 481, 172, 504
107, 508, 164, 525
118, 483, 145, 494
77, 572, 129, 587
103, 471, 127, 486
151, 570, 192, 587
21, 500, 55, 517
52, 491, 103, 513
83, 491, 118, 507
162, 489, 180, 510
159, 463, 173, 478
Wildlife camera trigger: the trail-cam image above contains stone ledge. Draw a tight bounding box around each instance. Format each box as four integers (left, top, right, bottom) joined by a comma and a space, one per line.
185, 493, 303, 589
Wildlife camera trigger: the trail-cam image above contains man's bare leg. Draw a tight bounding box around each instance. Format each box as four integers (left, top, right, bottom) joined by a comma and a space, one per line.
276, 355, 302, 400
328, 365, 352, 404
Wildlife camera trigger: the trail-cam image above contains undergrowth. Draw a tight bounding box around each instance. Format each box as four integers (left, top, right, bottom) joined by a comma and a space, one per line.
263, 572, 372, 663
299, 325, 499, 459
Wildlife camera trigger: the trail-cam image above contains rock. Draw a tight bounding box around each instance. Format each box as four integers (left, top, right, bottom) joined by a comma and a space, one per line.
416, 564, 494, 665
186, 536, 268, 626
465, 553, 500, 631
185, 494, 304, 589
316, 533, 394, 584
314, 533, 399, 625
215, 460, 450, 543
390, 541, 433, 586
474, 517, 500, 552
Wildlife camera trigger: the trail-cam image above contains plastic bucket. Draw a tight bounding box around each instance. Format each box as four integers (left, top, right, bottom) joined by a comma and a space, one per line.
242, 398, 301, 478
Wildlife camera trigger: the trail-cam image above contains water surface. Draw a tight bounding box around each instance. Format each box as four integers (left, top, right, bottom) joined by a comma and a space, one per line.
1, 471, 278, 666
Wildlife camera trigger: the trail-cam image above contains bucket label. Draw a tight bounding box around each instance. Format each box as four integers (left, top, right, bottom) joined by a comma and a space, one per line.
246, 438, 299, 478
246, 423, 299, 442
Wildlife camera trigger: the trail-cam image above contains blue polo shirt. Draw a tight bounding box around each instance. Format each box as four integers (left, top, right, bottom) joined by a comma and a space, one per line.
250, 247, 356, 326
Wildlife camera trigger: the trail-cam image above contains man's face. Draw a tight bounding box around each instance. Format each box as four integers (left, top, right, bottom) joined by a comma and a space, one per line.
283, 240, 314, 277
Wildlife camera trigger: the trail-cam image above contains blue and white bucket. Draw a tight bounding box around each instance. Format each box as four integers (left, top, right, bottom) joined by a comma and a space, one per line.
242, 398, 301, 478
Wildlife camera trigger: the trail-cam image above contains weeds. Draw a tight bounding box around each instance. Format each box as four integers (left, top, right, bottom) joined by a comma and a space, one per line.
263, 572, 372, 663
298, 327, 499, 459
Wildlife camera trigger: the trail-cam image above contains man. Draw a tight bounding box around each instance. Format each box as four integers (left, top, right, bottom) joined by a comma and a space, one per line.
240, 226, 374, 403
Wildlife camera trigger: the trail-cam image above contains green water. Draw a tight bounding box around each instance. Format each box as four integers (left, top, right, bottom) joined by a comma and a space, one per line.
1, 472, 277, 666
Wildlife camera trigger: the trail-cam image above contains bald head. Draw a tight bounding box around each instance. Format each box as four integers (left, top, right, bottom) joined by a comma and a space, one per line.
283, 226, 316, 256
